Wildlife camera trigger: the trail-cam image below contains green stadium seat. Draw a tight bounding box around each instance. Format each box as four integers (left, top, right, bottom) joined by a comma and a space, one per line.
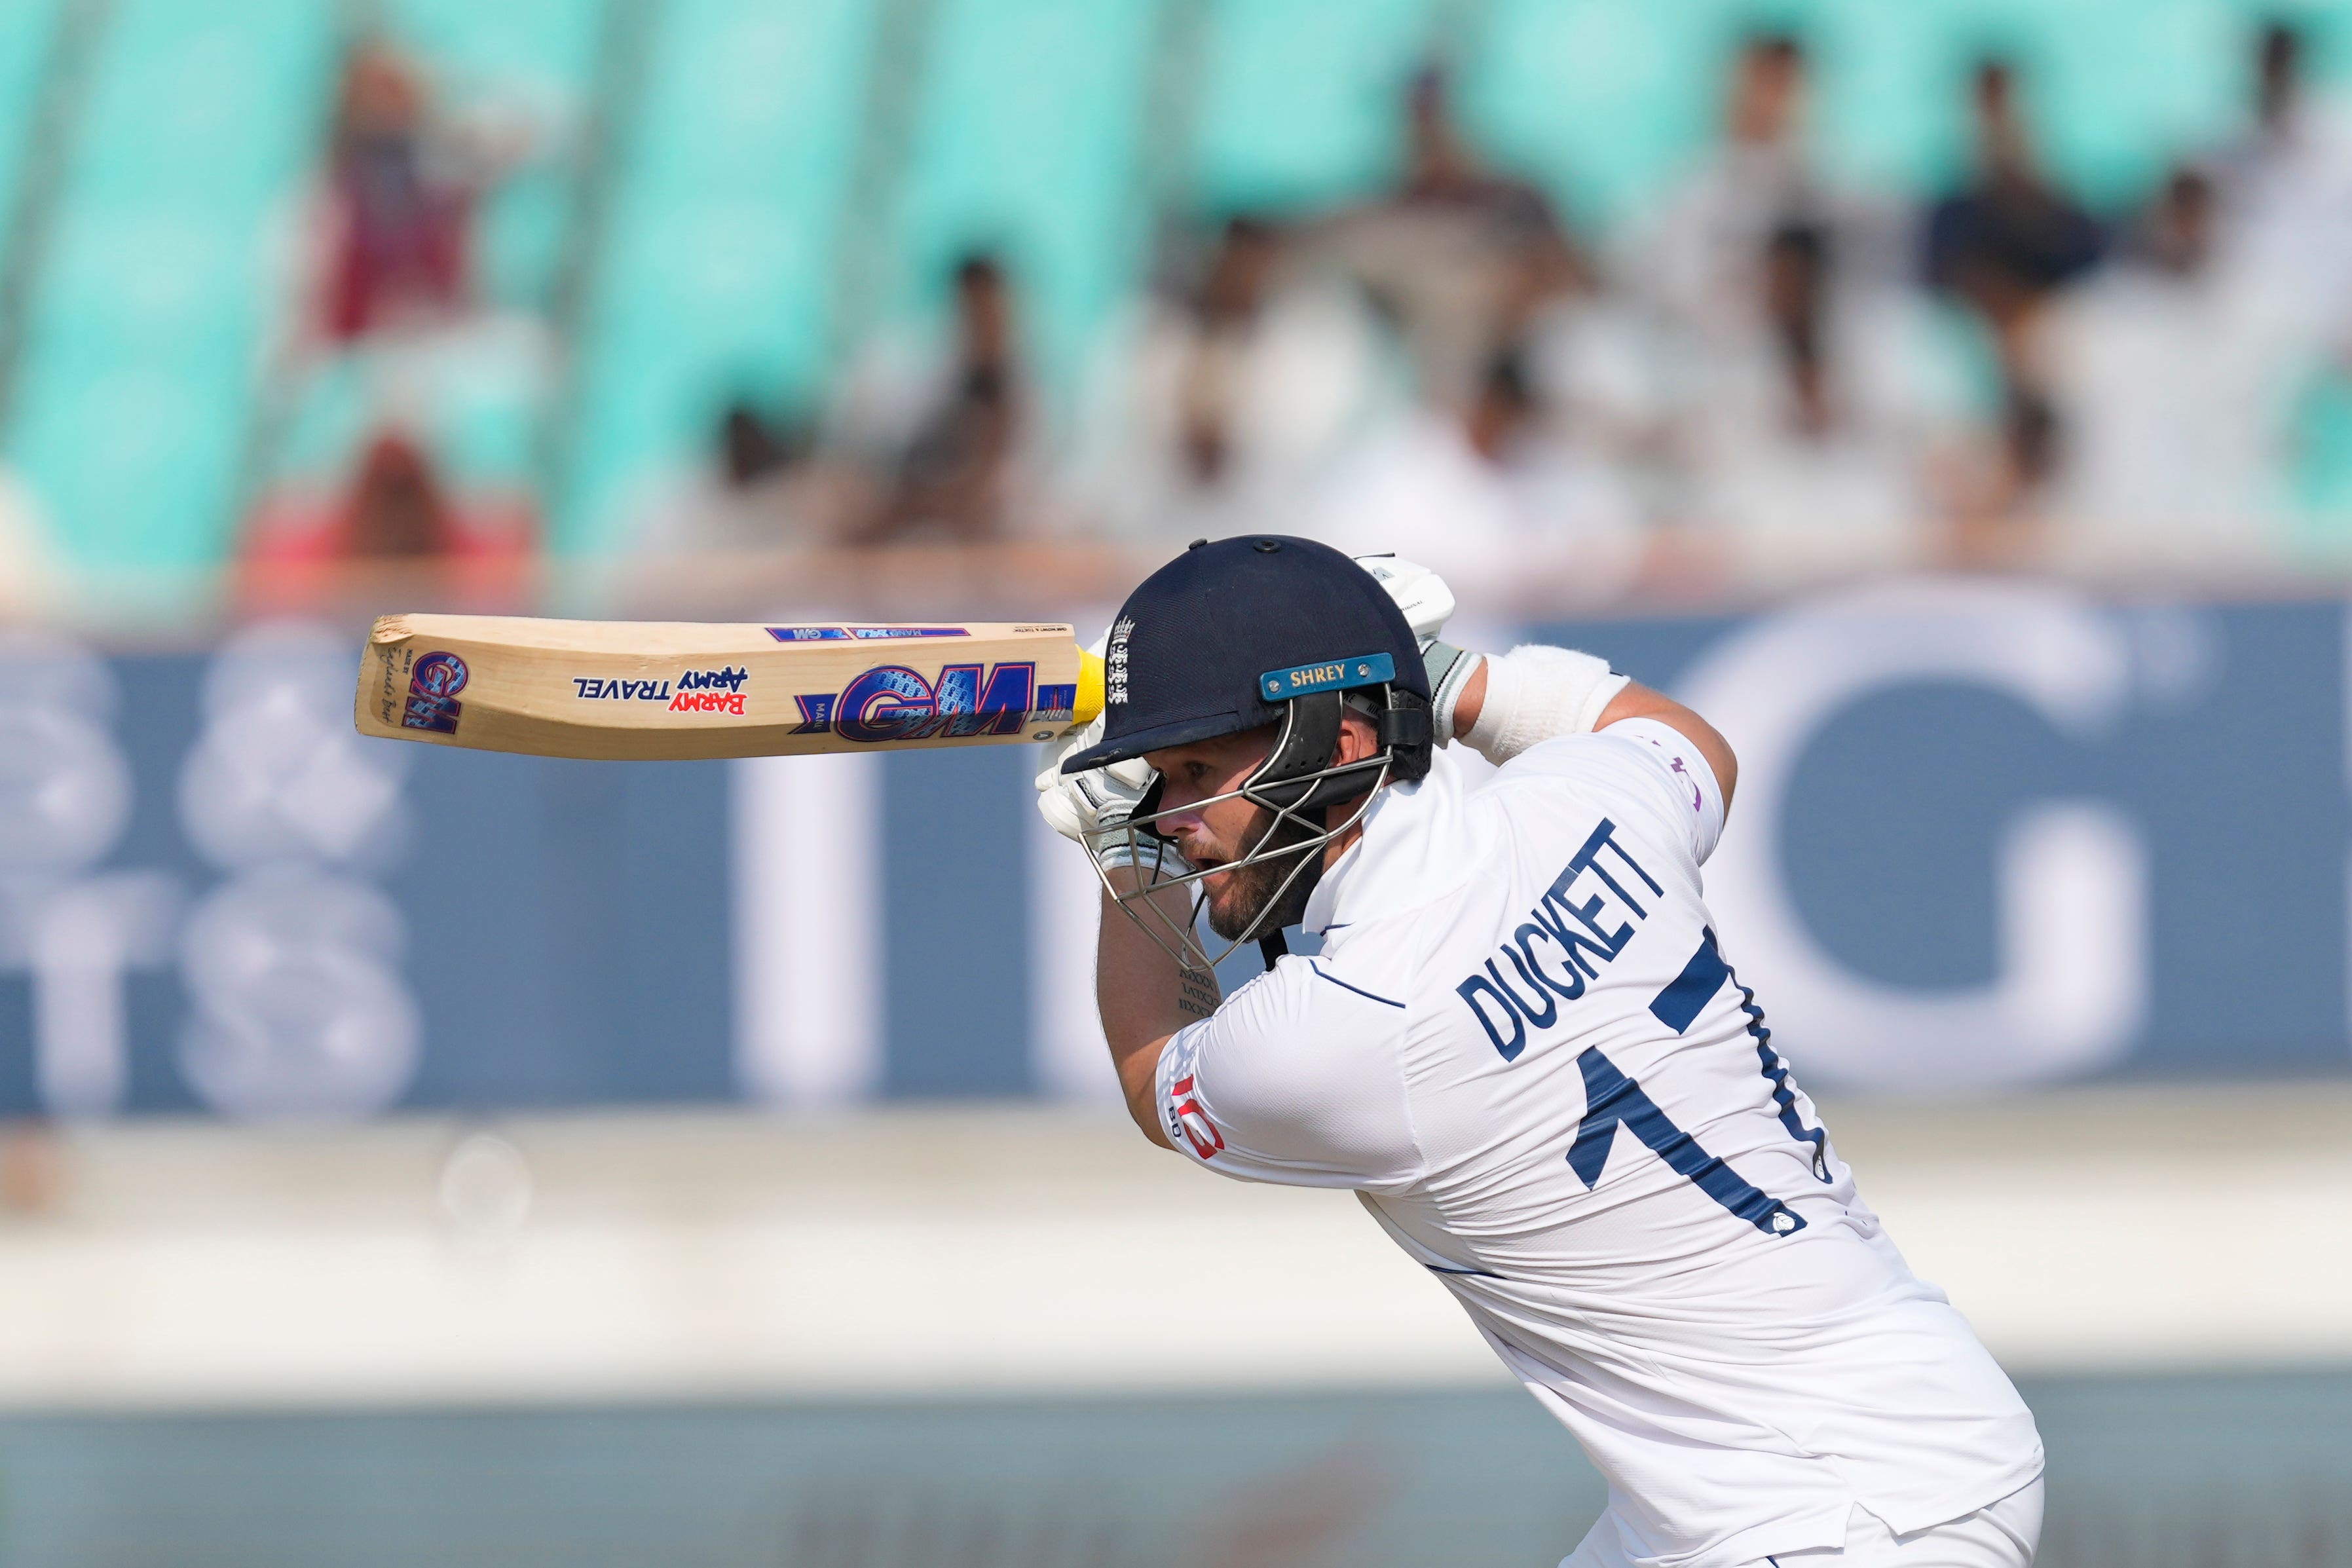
1189, 0, 1444, 215
0, 0, 64, 268
888, 0, 1162, 396
1463, 0, 1717, 229
556, 0, 874, 553
269, 323, 547, 496
5, 0, 335, 574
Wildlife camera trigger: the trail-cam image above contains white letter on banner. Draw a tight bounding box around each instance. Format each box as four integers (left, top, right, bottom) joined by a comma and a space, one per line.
1675, 579, 2148, 1090
0, 634, 177, 1117
732, 751, 883, 1104
177, 622, 419, 1119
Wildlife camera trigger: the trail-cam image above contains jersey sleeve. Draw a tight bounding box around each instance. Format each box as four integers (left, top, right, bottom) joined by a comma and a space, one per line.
1601, 717, 1726, 864
1152, 959, 1422, 1193
1508, 719, 1727, 866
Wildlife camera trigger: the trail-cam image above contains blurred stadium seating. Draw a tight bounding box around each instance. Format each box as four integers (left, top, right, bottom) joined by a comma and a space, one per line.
0, 0, 2347, 588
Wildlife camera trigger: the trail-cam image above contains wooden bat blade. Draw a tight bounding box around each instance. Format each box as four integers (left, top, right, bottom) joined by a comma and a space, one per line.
354, 615, 1103, 760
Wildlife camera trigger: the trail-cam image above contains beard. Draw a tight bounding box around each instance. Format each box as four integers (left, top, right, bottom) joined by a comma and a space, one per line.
1199, 805, 1324, 941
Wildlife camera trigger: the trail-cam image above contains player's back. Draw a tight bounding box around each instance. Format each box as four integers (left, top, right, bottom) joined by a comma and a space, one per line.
1310, 732, 2044, 1568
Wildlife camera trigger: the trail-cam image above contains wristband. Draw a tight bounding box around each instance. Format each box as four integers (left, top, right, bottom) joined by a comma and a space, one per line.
1421, 639, 1483, 745
1095, 831, 1193, 880
1463, 644, 1630, 764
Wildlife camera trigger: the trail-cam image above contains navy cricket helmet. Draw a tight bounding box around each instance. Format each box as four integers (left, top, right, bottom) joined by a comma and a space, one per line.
1060, 535, 1432, 785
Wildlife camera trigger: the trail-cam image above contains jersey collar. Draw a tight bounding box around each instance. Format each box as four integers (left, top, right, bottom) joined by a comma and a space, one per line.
1302, 743, 1480, 935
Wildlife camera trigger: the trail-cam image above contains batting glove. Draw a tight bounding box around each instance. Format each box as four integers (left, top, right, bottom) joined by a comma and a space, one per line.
1354, 553, 1482, 745
1034, 633, 1192, 878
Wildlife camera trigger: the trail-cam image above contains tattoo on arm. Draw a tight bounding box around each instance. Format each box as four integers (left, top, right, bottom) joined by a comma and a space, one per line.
1177, 968, 1219, 1020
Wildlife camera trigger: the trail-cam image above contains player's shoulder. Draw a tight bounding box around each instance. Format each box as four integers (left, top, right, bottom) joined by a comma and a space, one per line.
1493, 724, 1668, 781
1212, 948, 1413, 1045
1476, 728, 1672, 821
1476, 723, 1723, 867
1187, 952, 1413, 1111
1165, 950, 1421, 1189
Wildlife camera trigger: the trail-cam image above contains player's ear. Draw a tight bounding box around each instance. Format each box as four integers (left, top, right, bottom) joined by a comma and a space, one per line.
1334, 706, 1381, 766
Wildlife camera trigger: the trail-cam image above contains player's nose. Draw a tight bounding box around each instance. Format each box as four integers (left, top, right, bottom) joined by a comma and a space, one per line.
1157, 810, 1212, 855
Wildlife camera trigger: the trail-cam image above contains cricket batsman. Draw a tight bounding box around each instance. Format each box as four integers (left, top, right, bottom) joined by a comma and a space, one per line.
1036, 537, 2044, 1568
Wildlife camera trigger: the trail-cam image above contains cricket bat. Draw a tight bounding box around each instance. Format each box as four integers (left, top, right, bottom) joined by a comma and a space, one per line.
355, 614, 1104, 761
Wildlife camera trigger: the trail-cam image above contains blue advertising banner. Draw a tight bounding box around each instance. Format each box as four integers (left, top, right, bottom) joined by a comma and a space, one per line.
0, 580, 2343, 1119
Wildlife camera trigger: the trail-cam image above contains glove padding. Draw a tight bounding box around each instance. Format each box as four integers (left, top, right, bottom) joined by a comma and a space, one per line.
1354, 552, 1480, 744
1035, 632, 1191, 876
1353, 554, 1455, 643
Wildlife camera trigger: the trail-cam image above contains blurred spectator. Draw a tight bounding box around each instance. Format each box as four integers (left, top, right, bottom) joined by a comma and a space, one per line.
625, 400, 881, 565
1311, 64, 1589, 411
1679, 219, 1971, 580
716, 403, 804, 493
344, 432, 460, 559
322, 40, 477, 341
1301, 351, 1643, 602
2041, 165, 2308, 565
1068, 216, 1393, 546
1519, 285, 1677, 508
1633, 33, 1870, 349
832, 253, 1031, 543
1923, 59, 2104, 504
2211, 20, 2352, 337
240, 431, 535, 608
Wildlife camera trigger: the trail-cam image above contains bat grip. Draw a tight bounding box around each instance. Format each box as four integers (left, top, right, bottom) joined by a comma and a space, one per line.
1074, 650, 1106, 726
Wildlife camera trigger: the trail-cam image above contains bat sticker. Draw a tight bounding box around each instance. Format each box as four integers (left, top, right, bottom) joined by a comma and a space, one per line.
402, 651, 469, 734
789, 662, 1064, 741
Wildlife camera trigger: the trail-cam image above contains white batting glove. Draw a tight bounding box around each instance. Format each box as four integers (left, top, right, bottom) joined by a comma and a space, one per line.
1354, 552, 1481, 745
1353, 553, 1455, 641
1034, 632, 1191, 877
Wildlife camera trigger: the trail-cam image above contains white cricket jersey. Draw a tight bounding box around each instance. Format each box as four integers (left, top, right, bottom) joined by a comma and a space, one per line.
1153, 723, 2043, 1568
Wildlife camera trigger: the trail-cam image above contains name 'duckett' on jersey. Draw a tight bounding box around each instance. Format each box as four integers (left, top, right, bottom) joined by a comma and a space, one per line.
1456, 817, 1666, 1061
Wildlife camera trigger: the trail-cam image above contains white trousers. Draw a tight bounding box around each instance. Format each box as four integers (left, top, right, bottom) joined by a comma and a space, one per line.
1562, 1478, 2045, 1568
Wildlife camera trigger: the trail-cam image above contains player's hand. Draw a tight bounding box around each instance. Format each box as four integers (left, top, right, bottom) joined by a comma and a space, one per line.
1036, 631, 1192, 877
1036, 719, 1191, 876
1354, 553, 1455, 643
1355, 553, 1480, 743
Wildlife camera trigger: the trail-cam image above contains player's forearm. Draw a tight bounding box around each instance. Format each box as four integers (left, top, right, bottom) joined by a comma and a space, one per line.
1446, 648, 1736, 808
1094, 876, 1219, 1148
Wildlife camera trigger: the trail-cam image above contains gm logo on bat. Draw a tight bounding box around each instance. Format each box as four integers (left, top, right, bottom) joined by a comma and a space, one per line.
401, 650, 470, 735
792, 662, 1078, 743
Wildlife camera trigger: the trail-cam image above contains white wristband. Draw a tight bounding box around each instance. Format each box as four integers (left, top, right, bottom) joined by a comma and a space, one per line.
1463, 644, 1630, 764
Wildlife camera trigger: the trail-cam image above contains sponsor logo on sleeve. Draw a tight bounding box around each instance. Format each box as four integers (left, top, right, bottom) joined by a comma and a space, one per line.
1167, 1073, 1224, 1161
